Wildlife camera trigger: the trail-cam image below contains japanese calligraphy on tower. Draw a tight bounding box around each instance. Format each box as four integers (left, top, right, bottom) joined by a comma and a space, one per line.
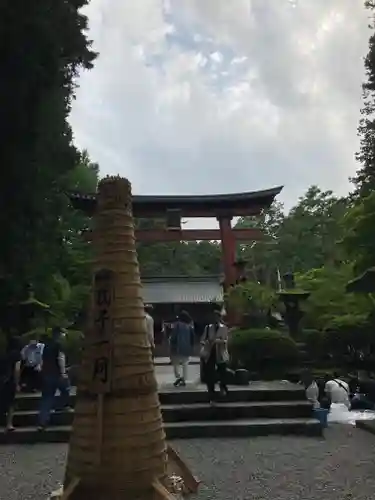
88, 340, 112, 394
93, 269, 115, 342
87, 268, 115, 394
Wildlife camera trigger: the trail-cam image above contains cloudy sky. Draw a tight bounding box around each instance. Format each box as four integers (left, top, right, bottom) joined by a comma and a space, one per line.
70, 0, 370, 213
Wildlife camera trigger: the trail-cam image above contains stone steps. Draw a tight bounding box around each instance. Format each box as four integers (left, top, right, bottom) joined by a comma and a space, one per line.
14, 384, 307, 411
165, 418, 321, 439
0, 417, 321, 444
7, 400, 312, 428
162, 400, 313, 422
1, 383, 322, 442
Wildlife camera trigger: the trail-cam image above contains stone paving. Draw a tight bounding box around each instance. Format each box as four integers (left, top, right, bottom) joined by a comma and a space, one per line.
155, 356, 200, 366
3, 361, 373, 498
156, 363, 301, 392
1, 426, 375, 499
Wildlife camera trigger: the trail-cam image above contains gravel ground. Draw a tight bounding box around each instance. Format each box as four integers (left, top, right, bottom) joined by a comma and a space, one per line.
1, 426, 375, 499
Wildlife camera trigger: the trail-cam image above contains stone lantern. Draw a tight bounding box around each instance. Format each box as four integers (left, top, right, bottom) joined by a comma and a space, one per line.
277, 272, 310, 338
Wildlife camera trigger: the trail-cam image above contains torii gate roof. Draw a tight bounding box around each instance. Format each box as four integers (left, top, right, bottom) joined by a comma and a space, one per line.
69, 186, 283, 217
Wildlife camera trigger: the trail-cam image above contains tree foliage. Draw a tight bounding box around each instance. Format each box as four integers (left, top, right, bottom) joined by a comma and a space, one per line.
226, 281, 276, 317
237, 201, 284, 286
0, 0, 96, 304
296, 265, 373, 331
51, 151, 99, 327
341, 1, 375, 275
342, 192, 375, 274
237, 186, 347, 285
15, 151, 98, 330
353, 0, 375, 195
278, 187, 347, 271
229, 328, 300, 375
136, 218, 222, 276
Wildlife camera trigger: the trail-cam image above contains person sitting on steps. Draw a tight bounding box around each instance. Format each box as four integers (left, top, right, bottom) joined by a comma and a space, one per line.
300, 370, 320, 409
324, 371, 350, 409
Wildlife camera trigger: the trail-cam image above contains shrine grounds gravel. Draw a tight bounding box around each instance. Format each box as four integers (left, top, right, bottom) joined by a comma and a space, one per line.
2, 426, 375, 500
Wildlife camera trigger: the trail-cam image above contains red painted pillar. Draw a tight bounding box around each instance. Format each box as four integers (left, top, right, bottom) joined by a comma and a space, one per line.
218, 216, 237, 291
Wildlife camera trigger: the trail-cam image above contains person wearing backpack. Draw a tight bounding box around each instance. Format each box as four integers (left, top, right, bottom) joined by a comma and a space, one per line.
324, 371, 350, 408
20, 338, 44, 392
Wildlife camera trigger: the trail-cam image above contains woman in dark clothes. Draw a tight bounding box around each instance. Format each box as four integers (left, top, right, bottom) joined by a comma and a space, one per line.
0, 336, 21, 431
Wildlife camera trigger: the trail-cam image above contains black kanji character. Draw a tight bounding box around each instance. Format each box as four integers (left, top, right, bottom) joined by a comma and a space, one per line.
95, 309, 110, 334
96, 288, 111, 307
92, 356, 109, 383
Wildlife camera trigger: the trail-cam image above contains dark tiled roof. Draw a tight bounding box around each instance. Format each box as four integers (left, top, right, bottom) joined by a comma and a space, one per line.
68, 186, 283, 217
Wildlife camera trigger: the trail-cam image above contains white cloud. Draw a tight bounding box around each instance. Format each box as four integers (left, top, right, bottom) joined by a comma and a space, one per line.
70, 0, 370, 216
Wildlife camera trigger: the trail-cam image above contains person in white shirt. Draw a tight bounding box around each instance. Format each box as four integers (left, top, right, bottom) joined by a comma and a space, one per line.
325, 372, 350, 408
144, 304, 155, 355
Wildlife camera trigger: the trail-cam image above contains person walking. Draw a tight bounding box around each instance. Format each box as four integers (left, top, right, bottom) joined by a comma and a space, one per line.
170, 310, 195, 387
200, 309, 229, 405
144, 304, 155, 357
0, 336, 21, 432
37, 327, 70, 431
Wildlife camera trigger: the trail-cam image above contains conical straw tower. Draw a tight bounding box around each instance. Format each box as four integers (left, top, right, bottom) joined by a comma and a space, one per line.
55, 176, 196, 500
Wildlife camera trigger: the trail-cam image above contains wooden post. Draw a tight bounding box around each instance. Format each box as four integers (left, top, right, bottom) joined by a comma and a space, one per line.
218, 216, 237, 325
218, 216, 237, 291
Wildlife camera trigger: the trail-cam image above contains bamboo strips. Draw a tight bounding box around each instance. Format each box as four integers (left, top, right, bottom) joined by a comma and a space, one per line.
62, 176, 168, 499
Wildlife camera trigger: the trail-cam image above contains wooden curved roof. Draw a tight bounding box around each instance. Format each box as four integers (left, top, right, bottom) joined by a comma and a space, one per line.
68, 186, 283, 217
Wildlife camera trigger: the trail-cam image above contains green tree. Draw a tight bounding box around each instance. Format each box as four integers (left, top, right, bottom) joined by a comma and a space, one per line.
63, 149, 99, 194
353, 0, 375, 195
296, 264, 372, 330
342, 1, 375, 274
278, 186, 347, 272
49, 152, 99, 327
342, 192, 375, 274
0, 0, 96, 304
137, 239, 222, 277
236, 201, 284, 285
236, 187, 347, 284
226, 280, 276, 318
136, 218, 222, 276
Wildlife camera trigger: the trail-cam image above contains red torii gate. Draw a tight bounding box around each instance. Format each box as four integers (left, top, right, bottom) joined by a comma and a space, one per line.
69, 187, 282, 291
